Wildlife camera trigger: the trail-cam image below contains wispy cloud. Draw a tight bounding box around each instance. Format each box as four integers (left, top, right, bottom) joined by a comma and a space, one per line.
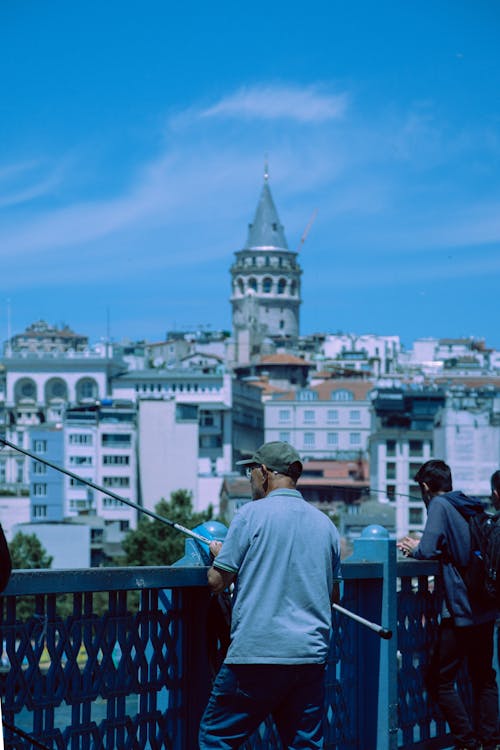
0, 159, 66, 208
199, 84, 348, 123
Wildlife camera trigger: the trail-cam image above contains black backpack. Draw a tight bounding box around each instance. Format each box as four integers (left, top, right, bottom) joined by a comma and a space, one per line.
461, 510, 500, 607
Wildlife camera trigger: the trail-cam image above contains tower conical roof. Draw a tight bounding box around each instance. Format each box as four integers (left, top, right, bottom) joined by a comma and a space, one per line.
246, 177, 288, 250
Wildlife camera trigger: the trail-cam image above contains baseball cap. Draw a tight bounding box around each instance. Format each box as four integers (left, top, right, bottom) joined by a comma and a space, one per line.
236, 441, 303, 476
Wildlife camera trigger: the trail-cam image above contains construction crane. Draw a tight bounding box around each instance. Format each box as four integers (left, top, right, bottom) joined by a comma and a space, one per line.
296, 208, 318, 253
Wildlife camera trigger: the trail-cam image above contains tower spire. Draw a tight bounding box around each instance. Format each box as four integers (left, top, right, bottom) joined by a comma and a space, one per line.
264, 154, 269, 182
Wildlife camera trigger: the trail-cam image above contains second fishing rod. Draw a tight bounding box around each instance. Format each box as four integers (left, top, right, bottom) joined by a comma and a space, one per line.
0, 435, 392, 638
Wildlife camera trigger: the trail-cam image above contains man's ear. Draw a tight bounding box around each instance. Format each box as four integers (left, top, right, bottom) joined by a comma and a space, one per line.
422, 482, 430, 494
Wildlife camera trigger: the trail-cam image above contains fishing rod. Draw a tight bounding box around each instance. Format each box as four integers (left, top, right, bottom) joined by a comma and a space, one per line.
0, 436, 212, 546
332, 603, 392, 640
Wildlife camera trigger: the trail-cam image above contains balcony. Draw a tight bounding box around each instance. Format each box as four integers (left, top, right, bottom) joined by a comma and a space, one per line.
0, 529, 468, 749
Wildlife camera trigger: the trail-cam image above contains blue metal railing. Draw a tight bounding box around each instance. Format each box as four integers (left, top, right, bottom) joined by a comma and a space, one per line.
0, 530, 453, 750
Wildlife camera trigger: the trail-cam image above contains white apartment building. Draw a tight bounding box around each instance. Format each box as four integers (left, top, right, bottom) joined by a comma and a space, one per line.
64, 402, 137, 530
433, 391, 500, 499
111, 368, 232, 512
264, 380, 373, 460
369, 388, 445, 537
319, 334, 401, 377
370, 432, 434, 536
0, 345, 124, 489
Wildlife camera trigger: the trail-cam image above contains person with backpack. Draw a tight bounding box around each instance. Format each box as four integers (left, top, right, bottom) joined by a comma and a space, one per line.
397, 459, 499, 750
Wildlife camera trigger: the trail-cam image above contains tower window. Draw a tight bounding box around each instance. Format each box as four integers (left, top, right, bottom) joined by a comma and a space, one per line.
277, 278, 286, 294
248, 277, 257, 292
263, 277, 272, 293
279, 320, 284, 329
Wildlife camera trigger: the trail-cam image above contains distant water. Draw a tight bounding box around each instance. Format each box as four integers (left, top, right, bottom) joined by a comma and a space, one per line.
7, 695, 141, 739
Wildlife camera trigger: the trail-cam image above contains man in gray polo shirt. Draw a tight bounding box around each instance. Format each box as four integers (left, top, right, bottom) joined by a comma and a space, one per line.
199, 441, 341, 750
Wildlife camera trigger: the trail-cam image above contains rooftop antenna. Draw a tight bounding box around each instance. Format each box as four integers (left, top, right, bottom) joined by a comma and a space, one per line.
106, 306, 111, 357
5, 298, 12, 357
296, 208, 318, 253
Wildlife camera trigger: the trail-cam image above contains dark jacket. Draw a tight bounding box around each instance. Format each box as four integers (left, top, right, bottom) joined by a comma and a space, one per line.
0, 524, 11, 593
413, 490, 496, 627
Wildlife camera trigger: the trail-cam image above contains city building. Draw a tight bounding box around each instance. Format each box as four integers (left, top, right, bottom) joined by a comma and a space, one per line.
264, 379, 373, 461
319, 333, 402, 377
369, 386, 446, 537
5, 320, 89, 355
433, 386, 500, 501
111, 367, 232, 512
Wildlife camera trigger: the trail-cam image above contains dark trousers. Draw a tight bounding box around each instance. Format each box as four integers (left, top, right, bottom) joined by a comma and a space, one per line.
199, 663, 325, 749
426, 618, 499, 749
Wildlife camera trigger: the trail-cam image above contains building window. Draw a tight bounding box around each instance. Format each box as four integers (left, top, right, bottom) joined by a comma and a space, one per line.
0, 461, 5, 483
277, 278, 286, 294
33, 504, 47, 518
279, 432, 291, 443
298, 389, 318, 401
32, 461, 46, 475
248, 277, 257, 291
278, 409, 291, 424
349, 433, 361, 446
103, 455, 130, 466
103, 477, 130, 488
409, 507, 424, 525
386, 463, 396, 480
77, 378, 98, 401
409, 463, 422, 481
349, 410, 361, 423
327, 409, 339, 423
303, 410, 315, 424
386, 440, 396, 457
16, 460, 24, 483
33, 439, 47, 453
409, 440, 423, 457
69, 456, 93, 466
304, 432, 315, 448
327, 432, 338, 446
102, 497, 122, 508
70, 477, 88, 487
386, 485, 396, 501
199, 435, 222, 449
69, 434, 93, 446
331, 389, 354, 401
200, 412, 215, 427
33, 483, 47, 497
102, 434, 132, 447
262, 277, 272, 293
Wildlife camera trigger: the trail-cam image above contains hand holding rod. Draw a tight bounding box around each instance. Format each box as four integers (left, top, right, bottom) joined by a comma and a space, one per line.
0, 437, 212, 546
333, 602, 392, 640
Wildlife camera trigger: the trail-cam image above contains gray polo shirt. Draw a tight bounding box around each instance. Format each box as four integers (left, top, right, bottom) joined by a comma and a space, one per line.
214, 489, 341, 664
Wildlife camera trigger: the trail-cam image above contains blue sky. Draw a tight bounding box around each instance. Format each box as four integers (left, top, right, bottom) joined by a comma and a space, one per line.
1, 1, 500, 349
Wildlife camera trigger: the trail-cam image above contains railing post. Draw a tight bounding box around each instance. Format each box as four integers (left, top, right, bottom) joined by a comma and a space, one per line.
181, 585, 212, 750
350, 525, 398, 750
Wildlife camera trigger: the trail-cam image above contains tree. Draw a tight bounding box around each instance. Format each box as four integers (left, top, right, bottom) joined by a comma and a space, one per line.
9, 531, 53, 569
122, 489, 213, 566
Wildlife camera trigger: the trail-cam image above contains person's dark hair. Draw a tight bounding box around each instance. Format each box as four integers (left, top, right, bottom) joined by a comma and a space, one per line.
413, 459, 452, 494
287, 461, 302, 483
491, 470, 500, 496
